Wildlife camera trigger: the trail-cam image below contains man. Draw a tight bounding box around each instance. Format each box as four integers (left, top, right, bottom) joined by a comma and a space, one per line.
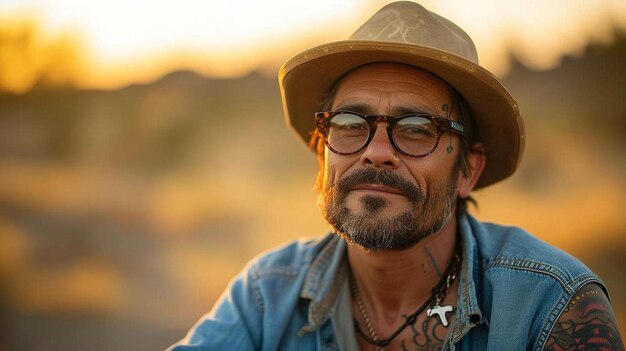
169, 2, 623, 350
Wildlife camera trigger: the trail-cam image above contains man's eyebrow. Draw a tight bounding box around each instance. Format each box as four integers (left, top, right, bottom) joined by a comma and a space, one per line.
332, 103, 434, 116
332, 103, 373, 114
390, 106, 433, 116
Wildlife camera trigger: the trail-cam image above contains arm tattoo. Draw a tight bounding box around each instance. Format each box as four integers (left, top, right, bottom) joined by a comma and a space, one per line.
544, 283, 624, 351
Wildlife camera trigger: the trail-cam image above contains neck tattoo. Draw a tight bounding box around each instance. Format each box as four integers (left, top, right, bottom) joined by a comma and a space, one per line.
350, 243, 462, 350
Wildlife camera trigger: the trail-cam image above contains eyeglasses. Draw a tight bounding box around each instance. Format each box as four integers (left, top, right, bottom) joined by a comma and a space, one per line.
314, 110, 464, 157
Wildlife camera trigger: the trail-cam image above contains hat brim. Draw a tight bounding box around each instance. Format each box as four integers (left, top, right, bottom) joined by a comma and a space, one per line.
278, 40, 525, 189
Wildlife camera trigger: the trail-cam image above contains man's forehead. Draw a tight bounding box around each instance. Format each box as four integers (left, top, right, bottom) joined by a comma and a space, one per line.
331, 63, 454, 114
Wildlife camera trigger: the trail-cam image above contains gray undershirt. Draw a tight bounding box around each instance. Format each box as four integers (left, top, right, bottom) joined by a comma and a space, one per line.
331, 263, 360, 351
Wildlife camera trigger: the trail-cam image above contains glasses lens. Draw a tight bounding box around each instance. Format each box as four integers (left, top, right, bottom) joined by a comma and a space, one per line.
327, 113, 370, 154
393, 116, 439, 156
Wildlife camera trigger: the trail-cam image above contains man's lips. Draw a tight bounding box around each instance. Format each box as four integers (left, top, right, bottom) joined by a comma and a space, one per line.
351, 184, 405, 195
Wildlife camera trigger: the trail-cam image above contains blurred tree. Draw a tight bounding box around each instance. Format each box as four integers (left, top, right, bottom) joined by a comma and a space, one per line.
0, 19, 84, 93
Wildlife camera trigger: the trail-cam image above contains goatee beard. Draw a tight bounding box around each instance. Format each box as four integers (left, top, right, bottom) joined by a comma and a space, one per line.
319, 168, 457, 251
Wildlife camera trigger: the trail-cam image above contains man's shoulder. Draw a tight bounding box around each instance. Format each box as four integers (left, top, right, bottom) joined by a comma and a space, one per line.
466, 215, 599, 286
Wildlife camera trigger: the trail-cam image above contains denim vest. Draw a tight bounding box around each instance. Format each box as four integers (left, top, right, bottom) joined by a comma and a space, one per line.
168, 214, 607, 351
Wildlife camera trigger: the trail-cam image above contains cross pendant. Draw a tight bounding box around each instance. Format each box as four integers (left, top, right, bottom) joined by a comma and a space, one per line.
426, 305, 454, 327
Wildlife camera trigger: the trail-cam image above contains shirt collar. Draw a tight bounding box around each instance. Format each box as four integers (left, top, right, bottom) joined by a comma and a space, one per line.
447, 213, 487, 344
298, 234, 348, 336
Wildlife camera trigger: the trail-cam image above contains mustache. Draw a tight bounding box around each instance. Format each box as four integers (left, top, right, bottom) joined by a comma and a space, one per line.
334, 168, 421, 203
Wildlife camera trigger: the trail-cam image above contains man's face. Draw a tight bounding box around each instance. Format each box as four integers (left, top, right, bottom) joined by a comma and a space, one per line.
319, 63, 468, 251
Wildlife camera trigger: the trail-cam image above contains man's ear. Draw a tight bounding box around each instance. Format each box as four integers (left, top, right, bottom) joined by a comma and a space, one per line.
457, 143, 486, 198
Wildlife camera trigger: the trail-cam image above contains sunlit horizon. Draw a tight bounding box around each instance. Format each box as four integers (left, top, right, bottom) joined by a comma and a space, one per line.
1, 2, 625, 348
1, 0, 626, 92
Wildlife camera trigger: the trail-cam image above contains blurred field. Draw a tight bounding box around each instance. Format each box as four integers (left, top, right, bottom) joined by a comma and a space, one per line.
0, 25, 625, 351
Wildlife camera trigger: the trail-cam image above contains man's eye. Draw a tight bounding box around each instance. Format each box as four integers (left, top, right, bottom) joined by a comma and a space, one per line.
343, 123, 366, 130
398, 126, 434, 137
406, 127, 426, 133
331, 122, 367, 131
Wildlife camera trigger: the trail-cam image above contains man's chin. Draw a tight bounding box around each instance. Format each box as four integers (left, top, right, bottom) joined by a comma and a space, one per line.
335, 229, 423, 252
344, 195, 412, 217
329, 210, 424, 251
343, 209, 401, 224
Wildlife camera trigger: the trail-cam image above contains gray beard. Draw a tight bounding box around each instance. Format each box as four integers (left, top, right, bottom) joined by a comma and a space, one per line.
320, 168, 457, 251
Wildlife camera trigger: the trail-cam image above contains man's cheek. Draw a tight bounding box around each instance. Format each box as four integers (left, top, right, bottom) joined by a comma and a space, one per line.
322, 161, 337, 190
343, 191, 360, 209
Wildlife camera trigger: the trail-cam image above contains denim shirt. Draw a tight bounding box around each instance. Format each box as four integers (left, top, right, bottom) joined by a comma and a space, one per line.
168, 214, 607, 351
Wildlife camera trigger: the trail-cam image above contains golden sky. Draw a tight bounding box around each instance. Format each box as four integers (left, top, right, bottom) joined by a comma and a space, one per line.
1, 0, 625, 91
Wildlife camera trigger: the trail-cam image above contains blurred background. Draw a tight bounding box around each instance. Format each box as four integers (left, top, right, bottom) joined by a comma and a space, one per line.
0, 0, 624, 350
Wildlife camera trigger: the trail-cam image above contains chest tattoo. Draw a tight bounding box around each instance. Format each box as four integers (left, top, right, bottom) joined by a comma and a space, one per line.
400, 313, 448, 351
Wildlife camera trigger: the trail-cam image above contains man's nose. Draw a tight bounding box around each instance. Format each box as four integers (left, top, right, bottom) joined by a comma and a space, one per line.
360, 124, 400, 169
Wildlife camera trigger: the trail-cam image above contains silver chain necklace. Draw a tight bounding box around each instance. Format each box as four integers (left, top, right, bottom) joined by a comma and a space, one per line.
349, 246, 461, 350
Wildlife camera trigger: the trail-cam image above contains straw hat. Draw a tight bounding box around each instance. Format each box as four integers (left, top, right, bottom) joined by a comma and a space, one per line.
278, 1, 524, 189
